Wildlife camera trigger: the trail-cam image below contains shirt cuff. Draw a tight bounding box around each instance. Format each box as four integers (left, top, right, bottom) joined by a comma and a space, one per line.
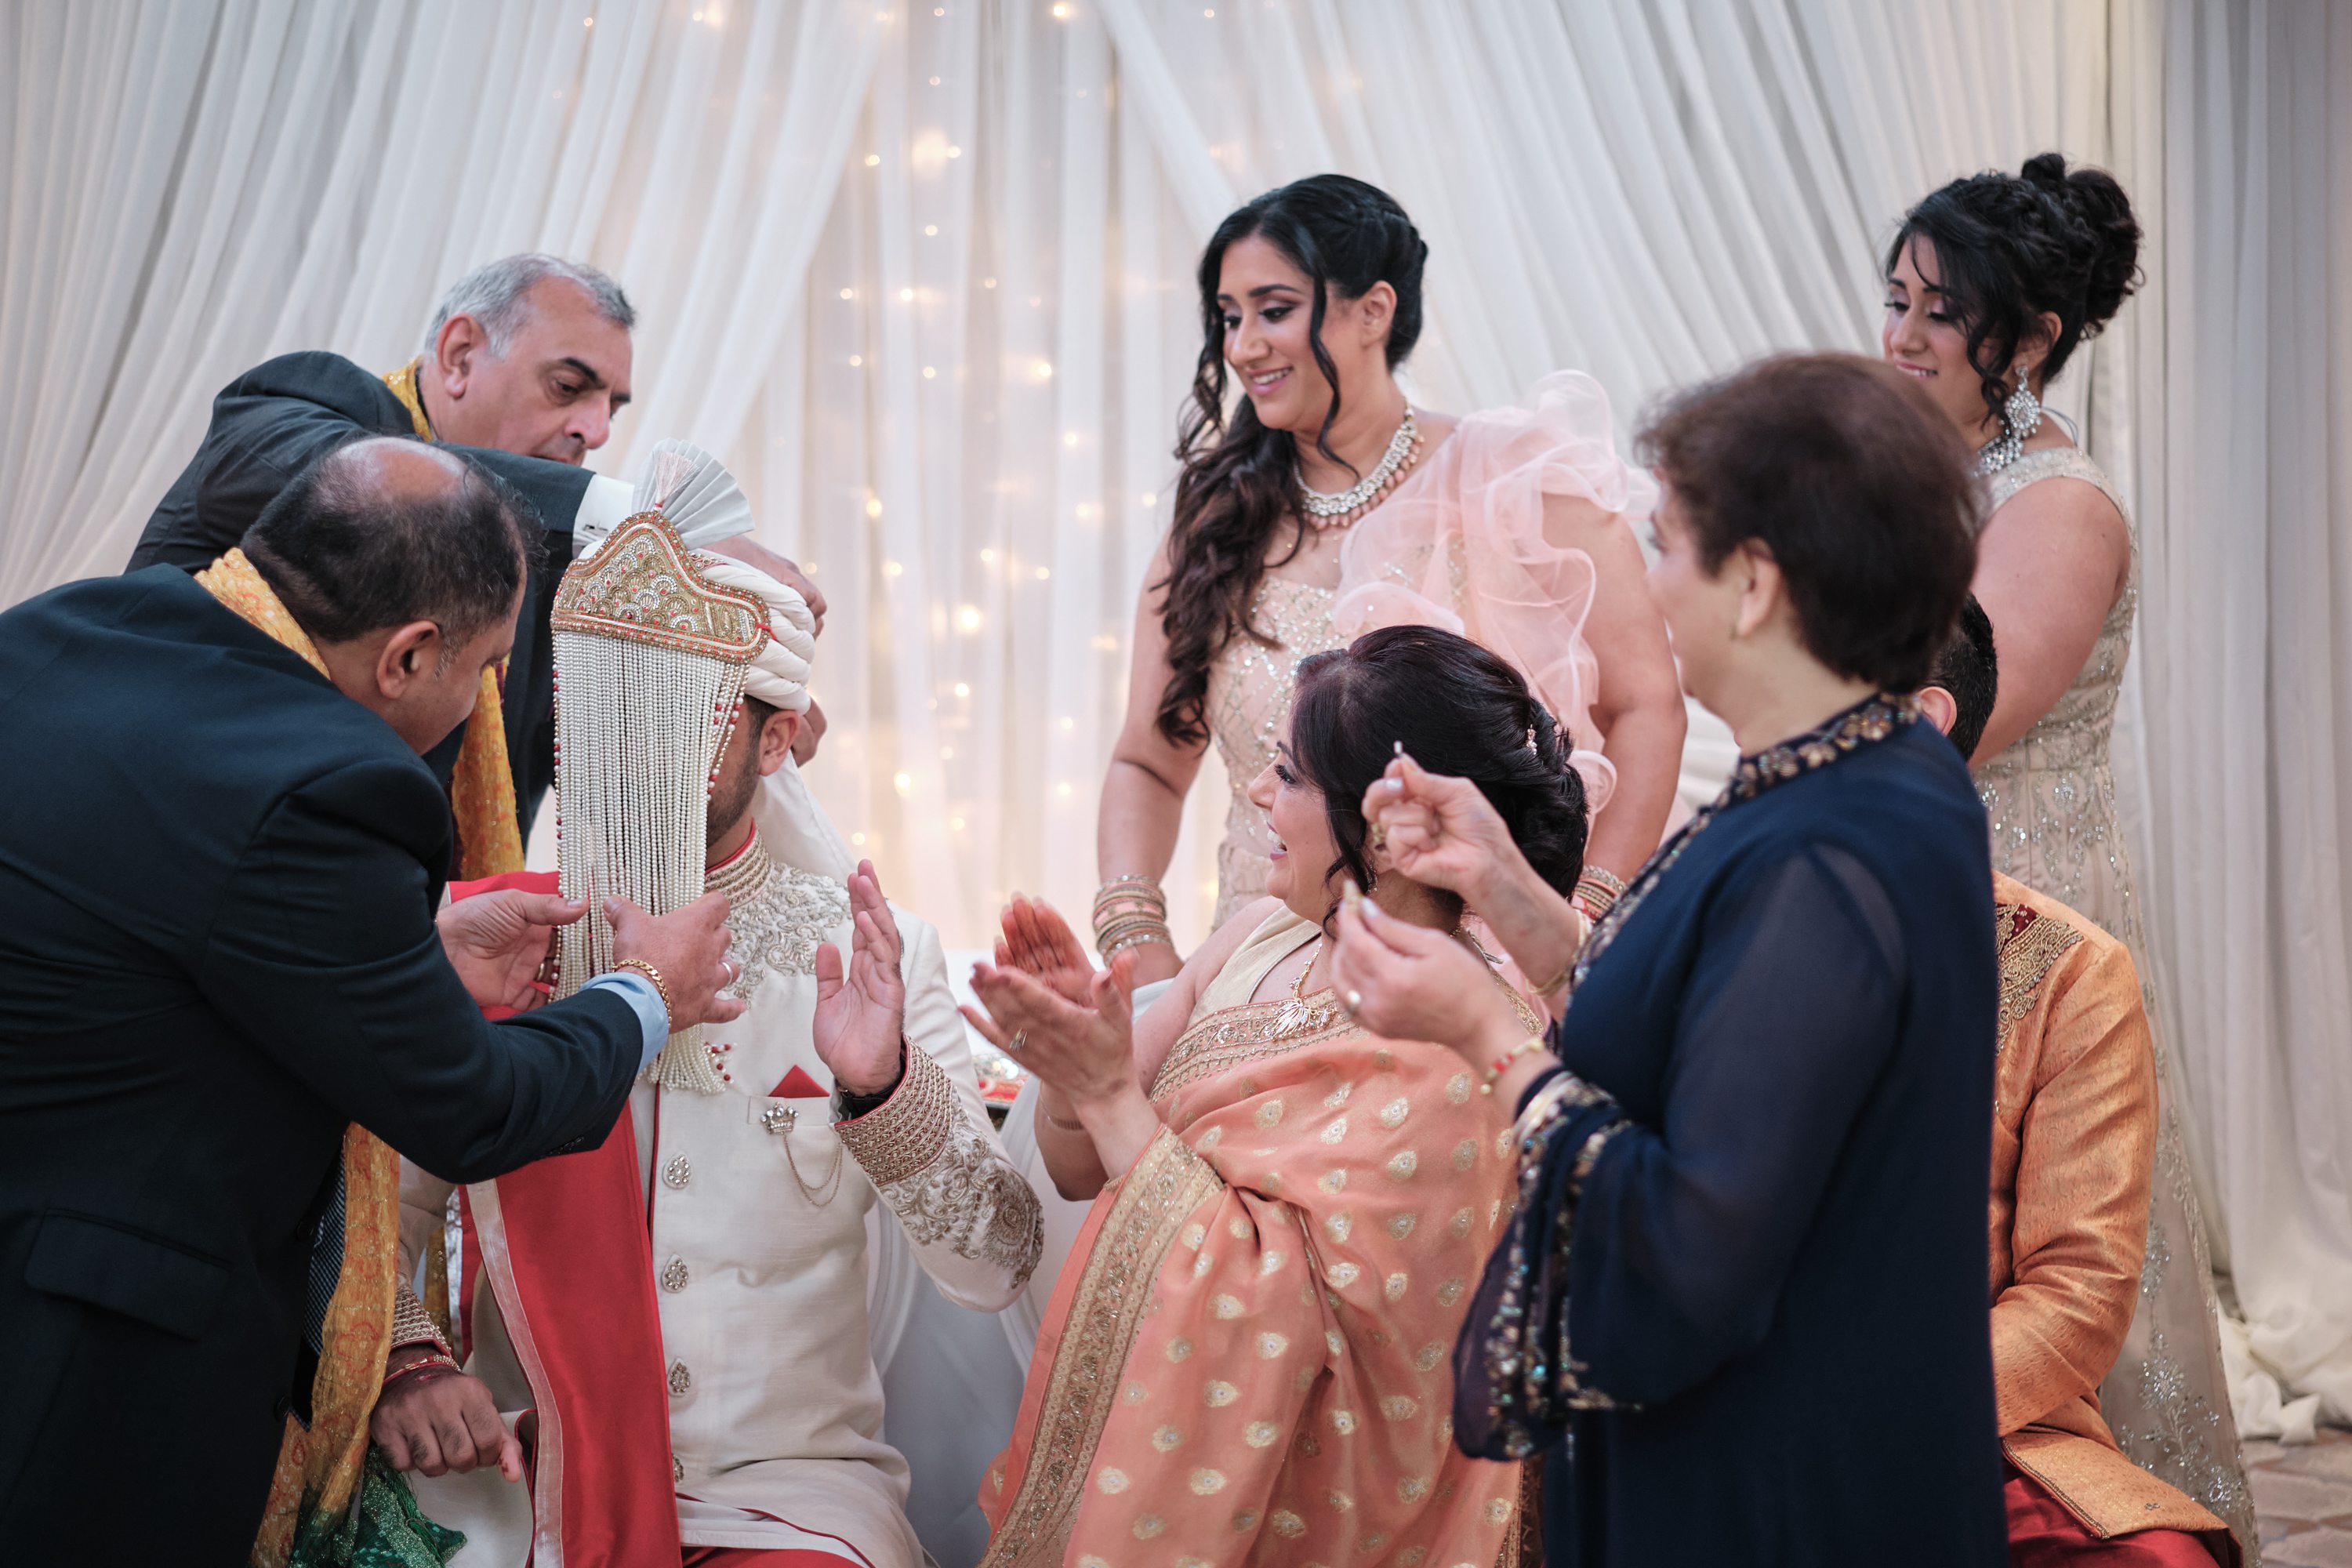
572, 473, 634, 553
583, 971, 669, 1070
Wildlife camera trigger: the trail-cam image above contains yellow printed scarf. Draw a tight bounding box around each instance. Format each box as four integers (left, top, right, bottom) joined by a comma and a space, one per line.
198, 545, 521, 1565
382, 358, 525, 880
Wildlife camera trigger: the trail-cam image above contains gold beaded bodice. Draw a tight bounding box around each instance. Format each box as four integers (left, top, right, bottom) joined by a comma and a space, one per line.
1203, 576, 1348, 926
1975, 448, 2139, 938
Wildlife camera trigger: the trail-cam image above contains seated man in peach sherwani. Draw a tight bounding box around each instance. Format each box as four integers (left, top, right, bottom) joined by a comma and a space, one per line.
1922, 598, 2239, 1568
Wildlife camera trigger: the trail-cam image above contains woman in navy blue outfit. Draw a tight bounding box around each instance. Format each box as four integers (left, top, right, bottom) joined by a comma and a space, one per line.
1330, 354, 2005, 1566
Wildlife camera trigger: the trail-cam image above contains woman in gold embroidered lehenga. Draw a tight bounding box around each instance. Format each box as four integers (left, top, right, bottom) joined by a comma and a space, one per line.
1884, 154, 2257, 1556
961, 626, 1589, 1566
1090, 172, 1682, 985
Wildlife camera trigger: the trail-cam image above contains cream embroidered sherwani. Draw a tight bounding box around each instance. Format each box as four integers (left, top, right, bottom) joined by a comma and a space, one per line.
400, 829, 1043, 1566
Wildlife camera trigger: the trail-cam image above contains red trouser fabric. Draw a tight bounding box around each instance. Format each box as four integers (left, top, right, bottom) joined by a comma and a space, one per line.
2005, 1465, 2220, 1566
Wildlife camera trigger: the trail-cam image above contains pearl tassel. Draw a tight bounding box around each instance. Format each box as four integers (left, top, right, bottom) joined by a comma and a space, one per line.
553, 630, 747, 1094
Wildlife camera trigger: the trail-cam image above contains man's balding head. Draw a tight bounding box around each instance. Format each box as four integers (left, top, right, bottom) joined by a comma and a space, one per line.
419, 255, 635, 464
242, 435, 535, 651
239, 437, 539, 752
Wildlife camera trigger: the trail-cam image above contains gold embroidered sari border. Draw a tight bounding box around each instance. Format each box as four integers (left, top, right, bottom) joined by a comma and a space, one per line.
978, 1127, 1223, 1566
1149, 991, 1367, 1102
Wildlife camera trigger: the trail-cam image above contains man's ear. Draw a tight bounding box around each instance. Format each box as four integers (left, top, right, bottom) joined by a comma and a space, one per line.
756, 709, 802, 778
1915, 684, 1959, 739
432, 314, 489, 399
372, 620, 444, 699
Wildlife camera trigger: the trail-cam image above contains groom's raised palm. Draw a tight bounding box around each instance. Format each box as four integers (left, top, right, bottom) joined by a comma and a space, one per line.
812, 860, 907, 1097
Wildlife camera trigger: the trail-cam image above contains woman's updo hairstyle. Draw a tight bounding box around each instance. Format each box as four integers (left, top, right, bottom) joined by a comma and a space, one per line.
1886, 152, 2142, 437
1154, 175, 1429, 748
1289, 625, 1588, 931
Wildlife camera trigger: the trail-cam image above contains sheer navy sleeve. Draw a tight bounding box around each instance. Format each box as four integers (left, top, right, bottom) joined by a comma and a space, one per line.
1456, 843, 1904, 1457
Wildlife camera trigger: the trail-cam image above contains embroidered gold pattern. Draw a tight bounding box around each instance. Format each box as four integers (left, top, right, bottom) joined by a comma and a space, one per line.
978, 1130, 1224, 1566
709, 832, 852, 994
551, 510, 771, 662
1150, 989, 1367, 1102
1992, 902, 2085, 1040
387, 1276, 452, 1356
834, 1044, 958, 1188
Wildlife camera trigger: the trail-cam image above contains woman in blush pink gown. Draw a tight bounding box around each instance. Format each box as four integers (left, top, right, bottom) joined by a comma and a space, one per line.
1091, 174, 1682, 985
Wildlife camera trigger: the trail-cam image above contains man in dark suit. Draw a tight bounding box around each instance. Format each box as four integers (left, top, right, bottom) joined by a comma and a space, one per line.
0, 437, 747, 1563
129, 252, 826, 837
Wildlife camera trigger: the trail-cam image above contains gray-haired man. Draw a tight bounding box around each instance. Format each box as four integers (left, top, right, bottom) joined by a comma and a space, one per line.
132, 253, 826, 839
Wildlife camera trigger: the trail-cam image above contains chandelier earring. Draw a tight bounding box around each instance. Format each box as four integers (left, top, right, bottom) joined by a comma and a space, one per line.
1975, 374, 2043, 477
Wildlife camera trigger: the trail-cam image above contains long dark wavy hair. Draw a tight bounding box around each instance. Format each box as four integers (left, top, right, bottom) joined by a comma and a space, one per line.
1152, 174, 1428, 748
1290, 626, 1588, 934
1886, 152, 2142, 441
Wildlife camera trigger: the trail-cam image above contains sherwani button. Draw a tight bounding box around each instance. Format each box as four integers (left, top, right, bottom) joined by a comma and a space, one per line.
663, 1155, 691, 1189
659, 1256, 689, 1292
669, 1359, 692, 1396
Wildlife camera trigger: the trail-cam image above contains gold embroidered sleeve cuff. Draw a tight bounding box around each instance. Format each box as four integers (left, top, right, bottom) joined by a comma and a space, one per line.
834, 1040, 959, 1185
837, 1047, 1045, 1290
388, 1276, 453, 1359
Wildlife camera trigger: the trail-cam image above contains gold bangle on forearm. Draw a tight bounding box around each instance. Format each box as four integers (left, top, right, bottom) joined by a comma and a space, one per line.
1093, 873, 1173, 958
1523, 950, 1575, 997
1573, 866, 1627, 913
1102, 927, 1175, 960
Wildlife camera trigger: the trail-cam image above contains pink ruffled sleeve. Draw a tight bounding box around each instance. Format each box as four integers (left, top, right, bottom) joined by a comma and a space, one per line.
1331, 371, 1656, 815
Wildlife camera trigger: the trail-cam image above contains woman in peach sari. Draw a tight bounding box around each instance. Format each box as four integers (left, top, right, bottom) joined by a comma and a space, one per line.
964, 626, 1588, 1566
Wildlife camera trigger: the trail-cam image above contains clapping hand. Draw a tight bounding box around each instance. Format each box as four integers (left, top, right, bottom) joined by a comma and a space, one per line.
994, 894, 1096, 1007
962, 948, 1141, 1109
812, 861, 907, 1097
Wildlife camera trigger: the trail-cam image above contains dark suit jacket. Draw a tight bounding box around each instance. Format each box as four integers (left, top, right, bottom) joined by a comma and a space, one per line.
0, 568, 644, 1564
130, 350, 596, 838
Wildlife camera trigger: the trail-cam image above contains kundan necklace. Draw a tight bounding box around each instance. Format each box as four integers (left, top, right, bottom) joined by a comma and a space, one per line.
1298, 408, 1422, 530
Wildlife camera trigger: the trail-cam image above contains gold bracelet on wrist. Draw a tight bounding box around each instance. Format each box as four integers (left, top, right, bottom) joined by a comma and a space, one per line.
611, 958, 673, 1025
1523, 950, 1575, 997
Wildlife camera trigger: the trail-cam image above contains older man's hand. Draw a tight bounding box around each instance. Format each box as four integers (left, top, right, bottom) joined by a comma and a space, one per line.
709, 534, 826, 634
436, 890, 586, 1012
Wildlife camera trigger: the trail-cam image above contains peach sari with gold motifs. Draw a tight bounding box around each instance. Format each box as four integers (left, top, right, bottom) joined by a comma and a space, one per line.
978, 910, 1530, 1567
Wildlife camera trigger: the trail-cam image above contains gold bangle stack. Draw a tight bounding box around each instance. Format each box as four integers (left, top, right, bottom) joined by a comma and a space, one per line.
1572, 866, 1628, 920
1092, 873, 1174, 961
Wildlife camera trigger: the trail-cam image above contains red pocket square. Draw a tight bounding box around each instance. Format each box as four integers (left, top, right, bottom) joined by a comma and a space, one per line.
771, 1065, 829, 1099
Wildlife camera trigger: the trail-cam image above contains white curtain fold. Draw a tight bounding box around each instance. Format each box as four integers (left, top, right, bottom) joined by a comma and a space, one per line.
2, 0, 2345, 1439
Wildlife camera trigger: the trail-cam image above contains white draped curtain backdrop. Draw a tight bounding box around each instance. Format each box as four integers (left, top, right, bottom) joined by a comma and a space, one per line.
5, 0, 2346, 1437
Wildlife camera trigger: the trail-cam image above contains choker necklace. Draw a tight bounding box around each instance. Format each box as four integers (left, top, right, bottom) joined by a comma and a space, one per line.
1298, 409, 1421, 530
